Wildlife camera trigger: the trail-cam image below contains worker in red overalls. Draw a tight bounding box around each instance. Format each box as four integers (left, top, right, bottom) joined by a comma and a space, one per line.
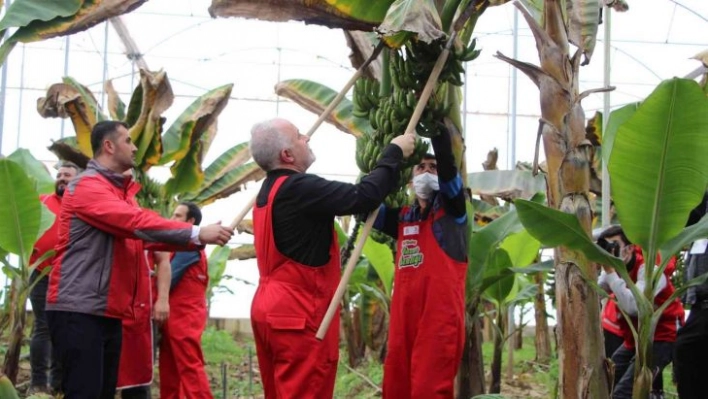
159, 202, 213, 399
248, 118, 416, 398
375, 123, 468, 399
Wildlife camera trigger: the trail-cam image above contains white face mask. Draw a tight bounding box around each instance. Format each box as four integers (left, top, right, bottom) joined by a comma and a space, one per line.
412, 172, 439, 199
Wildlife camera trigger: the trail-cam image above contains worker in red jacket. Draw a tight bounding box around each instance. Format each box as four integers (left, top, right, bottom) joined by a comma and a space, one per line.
45, 120, 234, 399
28, 161, 80, 395
159, 202, 213, 399
248, 118, 415, 398
597, 225, 684, 399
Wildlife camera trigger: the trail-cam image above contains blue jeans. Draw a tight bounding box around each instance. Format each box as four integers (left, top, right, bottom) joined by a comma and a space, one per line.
611, 341, 673, 399
29, 270, 62, 391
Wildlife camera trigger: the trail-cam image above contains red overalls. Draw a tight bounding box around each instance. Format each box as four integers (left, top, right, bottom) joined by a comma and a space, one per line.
251, 176, 340, 399
117, 184, 155, 390
159, 250, 212, 399
117, 249, 154, 389
383, 205, 467, 399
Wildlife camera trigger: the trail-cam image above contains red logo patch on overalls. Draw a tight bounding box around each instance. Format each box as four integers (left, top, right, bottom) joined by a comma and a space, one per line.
399, 239, 424, 268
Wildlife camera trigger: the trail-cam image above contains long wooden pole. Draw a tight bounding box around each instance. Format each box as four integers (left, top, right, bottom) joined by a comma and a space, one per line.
316, 32, 459, 340
228, 41, 385, 231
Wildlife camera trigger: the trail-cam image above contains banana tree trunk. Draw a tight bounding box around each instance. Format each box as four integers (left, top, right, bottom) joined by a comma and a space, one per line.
533, 272, 552, 363
456, 301, 485, 398
489, 307, 505, 394
2, 278, 27, 384
495, 1, 611, 397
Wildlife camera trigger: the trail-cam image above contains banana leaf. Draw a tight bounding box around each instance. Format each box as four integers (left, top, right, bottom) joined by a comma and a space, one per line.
200, 142, 251, 190
47, 138, 90, 169
467, 170, 546, 200
0, 374, 20, 399
187, 162, 264, 206
514, 199, 625, 272
7, 149, 54, 195
362, 234, 394, 297
0, 0, 147, 67
128, 70, 173, 169
105, 79, 126, 121
499, 229, 541, 268
0, 0, 81, 33
228, 244, 256, 260
602, 102, 639, 167
208, 0, 396, 31
609, 78, 708, 254
275, 79, 368, 138
0, 160, 52, 263
36, 79, 103, 157
165, 138, 204, 195
160, 83, 233, 165
482, 248, 514, 304
377, 0, 444, 46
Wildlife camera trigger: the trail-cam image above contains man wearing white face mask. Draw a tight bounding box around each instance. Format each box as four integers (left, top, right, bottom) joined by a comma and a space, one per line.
375, 123, 468, 399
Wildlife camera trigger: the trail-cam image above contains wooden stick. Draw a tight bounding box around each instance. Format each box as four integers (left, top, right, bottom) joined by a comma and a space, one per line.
316, 33, 459, 340
227, 41, 386, 231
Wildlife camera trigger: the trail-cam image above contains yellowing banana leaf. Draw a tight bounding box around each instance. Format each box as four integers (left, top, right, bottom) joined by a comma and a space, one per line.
467, 170, 546, 200
200, 142, 251, 189
165, 139, 204, 195
0, 0, 147, 66
208, 0, 396, 31
105, 79, 126, 121
228, 244, 256, 260
377, 0, 444, 46
160, 83, 233, 165
275, 79, 367, 138
0, 0, 81, 34
47, 138, 90, 169
566, 0, 601, 64
36, 79, 103, 157
187, 162, 265, 206
128, 69, 173, 170
609, 78, 708, 253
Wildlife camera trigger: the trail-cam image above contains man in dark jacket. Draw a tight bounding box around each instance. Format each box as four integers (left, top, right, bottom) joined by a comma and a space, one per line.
45, 120, 233, 399
674, 191, 708, 399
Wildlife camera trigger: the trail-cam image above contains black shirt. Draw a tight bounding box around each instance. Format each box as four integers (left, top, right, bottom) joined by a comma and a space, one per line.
256, 144, 404, 266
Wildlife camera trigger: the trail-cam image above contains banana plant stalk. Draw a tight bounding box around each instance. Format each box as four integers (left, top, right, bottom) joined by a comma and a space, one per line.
317, 31, 458, 340
227, 41, 386, 231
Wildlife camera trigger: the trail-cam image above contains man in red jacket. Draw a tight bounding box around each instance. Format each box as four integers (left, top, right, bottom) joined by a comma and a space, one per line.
597, 225, 684, 399
249, 118, 415, 398
159, 202, 213, 399
28, 161, 80, 395
45, 120, 234, 399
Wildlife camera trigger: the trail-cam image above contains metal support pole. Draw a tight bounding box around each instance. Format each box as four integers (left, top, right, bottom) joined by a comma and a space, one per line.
509, 8, 519, 169
0, 0, 11, 155
61, 36, 70, 139
100, 21, 110, 112
15, 44, 25, 149
601, 6, 612, 227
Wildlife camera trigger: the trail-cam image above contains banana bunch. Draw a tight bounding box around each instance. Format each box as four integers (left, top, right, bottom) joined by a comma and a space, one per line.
405, 38, 481, 87
390, 49, 422, 92
352, 78, 380, 118
454, 38, 481, 63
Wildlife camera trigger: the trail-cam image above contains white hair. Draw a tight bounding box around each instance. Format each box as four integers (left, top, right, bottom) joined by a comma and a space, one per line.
249, 119, 292, 171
